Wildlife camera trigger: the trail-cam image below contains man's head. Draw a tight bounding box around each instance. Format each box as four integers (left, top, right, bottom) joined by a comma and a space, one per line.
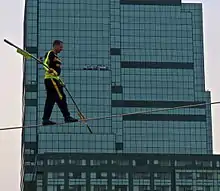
53, 40, 63, 53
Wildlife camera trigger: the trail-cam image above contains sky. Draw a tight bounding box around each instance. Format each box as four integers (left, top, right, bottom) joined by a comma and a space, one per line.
0, 0, 220, 190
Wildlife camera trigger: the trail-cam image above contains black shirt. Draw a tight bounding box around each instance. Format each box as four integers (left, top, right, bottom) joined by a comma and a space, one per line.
45, 51, 62, 76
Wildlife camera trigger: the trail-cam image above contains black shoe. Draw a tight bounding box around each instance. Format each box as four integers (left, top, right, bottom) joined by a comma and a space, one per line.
64, 116, 78, 123
42, 120, 56, 126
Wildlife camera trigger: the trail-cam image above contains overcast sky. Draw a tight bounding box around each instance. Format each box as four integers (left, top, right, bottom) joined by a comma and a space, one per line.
0, 0, 219, 190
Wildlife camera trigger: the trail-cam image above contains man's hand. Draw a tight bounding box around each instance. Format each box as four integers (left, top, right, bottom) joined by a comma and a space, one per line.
48, 68, 58, 76
48, 68, 53, 73
54, 57, 61, 63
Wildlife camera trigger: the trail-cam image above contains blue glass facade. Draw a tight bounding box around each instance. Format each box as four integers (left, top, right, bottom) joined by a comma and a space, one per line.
21, 0, 213, 190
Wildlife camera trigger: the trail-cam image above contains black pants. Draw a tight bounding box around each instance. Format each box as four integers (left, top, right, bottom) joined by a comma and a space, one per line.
42, 79, 70, 120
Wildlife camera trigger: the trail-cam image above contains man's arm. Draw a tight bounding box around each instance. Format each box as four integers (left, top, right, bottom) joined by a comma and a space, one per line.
48, 51, 56, 67
47, 52, 58, 75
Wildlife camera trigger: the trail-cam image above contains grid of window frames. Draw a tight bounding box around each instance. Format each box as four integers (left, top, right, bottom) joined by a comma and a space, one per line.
24, 0, 212, 158
119, 3, 211, 154
35, 154, 220, 191
37, 0, 114, 157
38, 133, 116, 153
23, 0, 38, 187
110, 0, 123, 148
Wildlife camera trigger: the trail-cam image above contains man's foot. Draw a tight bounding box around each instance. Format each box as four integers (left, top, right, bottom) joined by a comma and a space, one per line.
42, 120, 56, 126
64, 116, 78, 123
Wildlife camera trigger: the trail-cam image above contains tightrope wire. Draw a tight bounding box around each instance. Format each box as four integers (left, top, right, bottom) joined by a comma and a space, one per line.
1, 101, 219, 132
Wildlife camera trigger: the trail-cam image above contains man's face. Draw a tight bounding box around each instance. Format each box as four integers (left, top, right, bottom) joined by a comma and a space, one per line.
55, 43, 64, 53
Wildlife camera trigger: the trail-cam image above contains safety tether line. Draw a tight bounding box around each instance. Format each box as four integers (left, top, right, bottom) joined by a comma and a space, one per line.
0, 101, 219, 132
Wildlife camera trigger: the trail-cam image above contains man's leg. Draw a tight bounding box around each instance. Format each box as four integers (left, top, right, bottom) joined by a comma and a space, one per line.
42, 79, 56, 125
55, 86, 78, 123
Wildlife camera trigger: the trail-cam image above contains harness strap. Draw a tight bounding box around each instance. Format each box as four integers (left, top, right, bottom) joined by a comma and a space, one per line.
51, 79, 63, 100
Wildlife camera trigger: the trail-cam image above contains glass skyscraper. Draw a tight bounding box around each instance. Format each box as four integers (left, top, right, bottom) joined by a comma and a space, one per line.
21, 0, 215, 190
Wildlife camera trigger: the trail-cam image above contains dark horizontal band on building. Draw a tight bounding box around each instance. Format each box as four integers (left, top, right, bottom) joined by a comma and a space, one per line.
25, 99, 37, 106
112, 86, 123, 93
38, 152, 220, 166
121, 61, 193, 69
112, 100, 206, 108
110, 48, 121, 55
25, 84, 37, 92
120, 0, 181, 5
123, 114, 206, 121
26, 47, 37, 53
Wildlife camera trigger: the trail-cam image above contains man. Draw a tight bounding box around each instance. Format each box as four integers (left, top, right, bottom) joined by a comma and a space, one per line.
42, 40, 78, 125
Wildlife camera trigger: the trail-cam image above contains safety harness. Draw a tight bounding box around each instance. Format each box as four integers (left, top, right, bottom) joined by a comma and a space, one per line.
44, 50, 63, 100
